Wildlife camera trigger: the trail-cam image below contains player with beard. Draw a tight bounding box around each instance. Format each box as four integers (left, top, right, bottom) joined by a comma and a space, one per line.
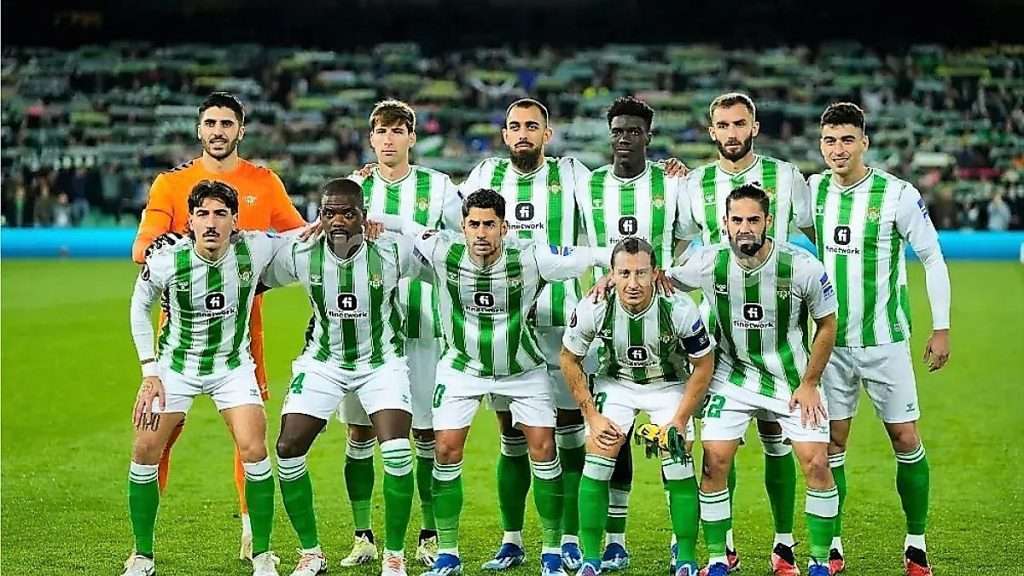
132, 91, 306, 560
677, 93, 815, 575
668, 184, 839, 576
574, 95, 691, 572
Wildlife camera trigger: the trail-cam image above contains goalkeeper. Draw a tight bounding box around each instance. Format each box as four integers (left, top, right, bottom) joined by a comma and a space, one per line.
560, 237, 715, 576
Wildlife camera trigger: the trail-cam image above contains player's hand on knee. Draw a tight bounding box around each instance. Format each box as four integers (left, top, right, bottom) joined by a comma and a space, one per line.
790, 381, 827, 428
661, 157, 690, 178
923, 329, 950, 372
587, 413, 622, 450
144, 232, 184, 259
134, 376, 165, 430
588, 274, 615, 303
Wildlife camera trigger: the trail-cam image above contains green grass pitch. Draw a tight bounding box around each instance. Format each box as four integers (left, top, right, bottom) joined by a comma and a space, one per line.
2, 260, 1023, 575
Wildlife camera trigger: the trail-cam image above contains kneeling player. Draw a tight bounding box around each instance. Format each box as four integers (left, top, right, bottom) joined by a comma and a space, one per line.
561, 238, 715, 576
263, 178, 425, 576
124, 181, 288, 576
666, 185, 838, 576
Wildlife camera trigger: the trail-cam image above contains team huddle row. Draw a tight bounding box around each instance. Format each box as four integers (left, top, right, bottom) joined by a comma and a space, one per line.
122, 92, 951, 576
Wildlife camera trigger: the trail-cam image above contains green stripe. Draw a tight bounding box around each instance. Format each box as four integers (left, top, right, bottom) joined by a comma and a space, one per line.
227, 239, 252, 369
385, 183, 401, 215
834, 190, 856, 347
444, 244, 471, 371
546, 159, 567, 325
516, 174, 532, 240
197, 264, 223, 376
338, 255, 358, 366
657, 298, 681, 382
590, 169, 608, 246
888, 226, 906, 342
504, 250, 524, 373
627, 314, 646, 383
368, 245, 386, 367
714, 249, 745, 386
861, 174, 888, 346
814, 175, 831, 258
308, 243, 331, 362
650, 165, 667, 266
170, 249, 193, 374
743, 270, 775, 397
775, 250, 801, 391
476, 267, 494, 376
490, 159, 509, 189
601, 297, 619, 378
361, 175, 375, 206
701, 166, 720, 242
762, 158, 779, 237
406, 169, 436, 338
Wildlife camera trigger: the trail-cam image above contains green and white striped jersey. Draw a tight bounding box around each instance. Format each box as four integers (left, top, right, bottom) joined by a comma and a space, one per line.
667, 241, 836, 405
809, 167, 948, 347
563, 292, 714, 386
263, 233, 422, 373
403, 226, 610, 378
679, 155, 812, 245
461, 156, 588, 327
576, 161, 687, 271
356, 165, 461, 339
130, 232, 289, 377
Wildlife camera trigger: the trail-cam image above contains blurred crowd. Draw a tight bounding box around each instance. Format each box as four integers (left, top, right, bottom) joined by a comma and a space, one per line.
2, 42, 1022, 230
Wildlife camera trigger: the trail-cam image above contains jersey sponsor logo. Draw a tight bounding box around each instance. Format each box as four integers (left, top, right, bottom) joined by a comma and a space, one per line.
200, 292, 236, 318
733, 303, 775, 329
618, 216, 638, 236
826, 225, 862, 255
624, 345, 650, 365
509, 203, 543, 230
833, 225, 852, 245
331, 293, 367, 318
468, 291, 504, 313
515, 202, 535, 222
337, 293, 359, 311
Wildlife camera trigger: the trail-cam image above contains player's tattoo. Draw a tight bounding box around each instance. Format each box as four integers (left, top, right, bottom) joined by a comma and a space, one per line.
142, 412, 160, 431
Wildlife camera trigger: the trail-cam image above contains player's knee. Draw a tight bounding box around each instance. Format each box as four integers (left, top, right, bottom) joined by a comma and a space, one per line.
412, 427, 435, 442
800, 450, 832, 485
702, 448, 732, 479
275, 436, 307, 460
236, 440, 268, 463
131, 436, 164, 464
434, 439, 464, 463
526, 435, 556, 461
887, 423, 920, 453
349, 423, 376, 442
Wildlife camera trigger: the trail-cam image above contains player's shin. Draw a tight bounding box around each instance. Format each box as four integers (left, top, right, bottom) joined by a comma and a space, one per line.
605, 439, 632, 543
497, 432, 531, 538
278, 453, 319, 550
243, 458, 276, 557
896, 444, 929, 546
556, 423, 586, 540
128, 462, 160, 557
579, 454, 615, 566
664, 458, 699, 564
381, 438, 415, 555
345, 437, 377, 535
828, 451, 847, 549
432, 460, 464, 556
531, 455, 565, 552
762, 433, 797, 544
414, 437, 437, 531
805, 486, 839, 563
699, 488, 731, 566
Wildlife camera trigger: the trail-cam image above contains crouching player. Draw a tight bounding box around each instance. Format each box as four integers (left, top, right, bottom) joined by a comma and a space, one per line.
560, 237, 715, 576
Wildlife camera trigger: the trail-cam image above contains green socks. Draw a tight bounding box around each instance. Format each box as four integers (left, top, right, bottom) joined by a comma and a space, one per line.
664, 459, 699, 564
700, 488, 731, 565
496, 434, 531, 532
128, 462, 160, 557
805, 487, 839, 562
432, 460, 464, 554
761, 434, 797, 535
344, 438, 376, 532
579, 455, 615, 566
896, 445, 929, 536
380, 439, 415, 554
414, 438, 436, 531
531, 457, 565, 551
243, 458, 276, 557
278, 454, 319, 549
556, 425, 586, 540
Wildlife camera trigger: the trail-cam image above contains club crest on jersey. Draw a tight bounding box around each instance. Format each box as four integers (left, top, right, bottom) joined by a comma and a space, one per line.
714, 283, 728, 295
867, 207, 881, 223
239, 270, 253, 285
776, 280, 791, 299
653, 196, 665, 209
245, 195, 256, 206
658, 331, 674, 344
549, 183, 561, 195
417, 198, 429, 211
703, 191, 715, 204
310, 273, 322, 285
369, 274, 383, 288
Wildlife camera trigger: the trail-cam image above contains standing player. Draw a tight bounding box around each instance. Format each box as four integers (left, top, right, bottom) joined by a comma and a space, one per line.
561, 238, 715, 576
122, 181, 288, 576
266, 178, 426, 576
677, 92, 815, 573
811, 103, 950, 576
336, 100, 462, 568
459, 99, 592, 570
132, 91, 306, 560
574, 95, 690, 571
381, 189, 613, 576
668, 184, 839, 576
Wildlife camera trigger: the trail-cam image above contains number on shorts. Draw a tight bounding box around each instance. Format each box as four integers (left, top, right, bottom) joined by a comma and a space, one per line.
289, 373, 305, 395
594, 391, 607, 413
705, 394, 725, 419
432, 383, 446, 408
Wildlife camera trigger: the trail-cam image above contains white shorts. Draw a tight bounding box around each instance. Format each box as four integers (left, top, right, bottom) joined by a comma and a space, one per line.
156, 364, 263, 414
700, 379, 830, 444
434, 363, 555, 430
405, 337, 441, 429
822, 340, 919, 423
590, 375, 695, 437
492, 326, 579, 413
288, 357, 412, 423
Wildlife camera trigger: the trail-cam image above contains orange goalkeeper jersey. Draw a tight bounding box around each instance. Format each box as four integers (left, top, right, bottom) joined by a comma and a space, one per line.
132, 158, 306, 263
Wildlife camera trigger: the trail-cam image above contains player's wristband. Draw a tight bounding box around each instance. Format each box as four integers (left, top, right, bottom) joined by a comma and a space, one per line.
141, 360, 159, 378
